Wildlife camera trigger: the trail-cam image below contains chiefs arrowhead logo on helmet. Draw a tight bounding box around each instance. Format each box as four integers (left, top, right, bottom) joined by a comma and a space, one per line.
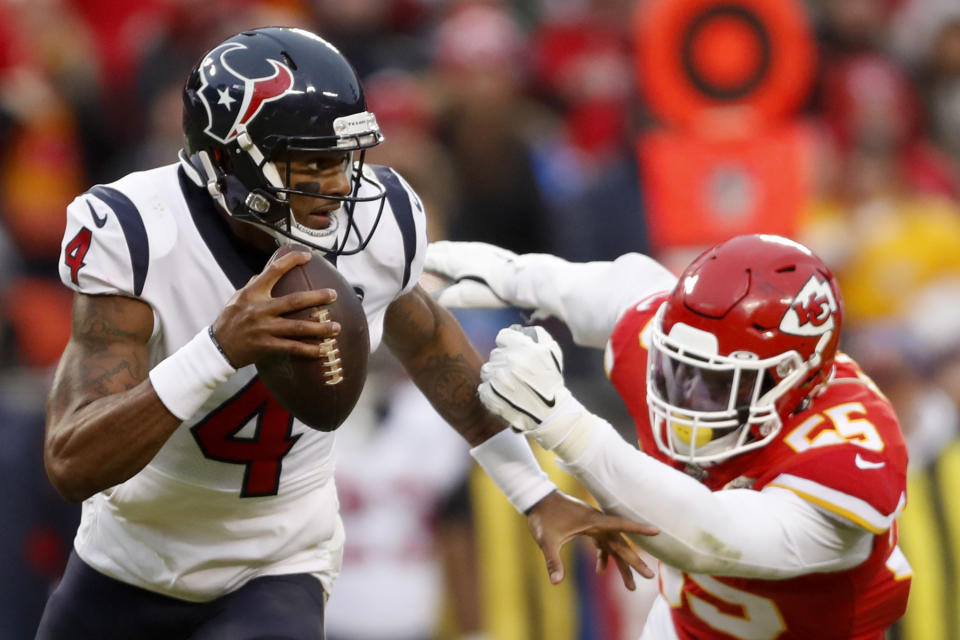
779, 275, 839, 336
196, 42, 295, 145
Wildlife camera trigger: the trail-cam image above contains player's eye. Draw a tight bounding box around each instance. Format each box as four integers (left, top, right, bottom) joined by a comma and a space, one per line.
304, 156, 349, 172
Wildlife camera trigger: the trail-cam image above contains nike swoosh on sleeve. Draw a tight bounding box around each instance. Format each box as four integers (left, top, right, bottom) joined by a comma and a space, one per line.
855, 453, 886, 470
86, 200, 109, 228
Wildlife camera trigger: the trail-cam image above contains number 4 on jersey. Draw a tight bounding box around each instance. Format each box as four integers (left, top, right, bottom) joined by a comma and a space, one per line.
64, 227, 93, 284
192, 378, 300, 497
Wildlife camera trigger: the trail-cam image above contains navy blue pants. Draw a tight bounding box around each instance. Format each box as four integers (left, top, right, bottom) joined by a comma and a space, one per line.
35, 552, 325, 640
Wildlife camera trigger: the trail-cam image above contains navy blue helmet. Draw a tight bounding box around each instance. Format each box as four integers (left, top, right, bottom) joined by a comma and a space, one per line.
182, 27, 386, 254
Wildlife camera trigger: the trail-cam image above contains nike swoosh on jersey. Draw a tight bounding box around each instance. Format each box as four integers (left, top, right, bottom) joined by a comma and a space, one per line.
523, 382, 556, 408
86, 200, 109, 228
855, 453, 886, 470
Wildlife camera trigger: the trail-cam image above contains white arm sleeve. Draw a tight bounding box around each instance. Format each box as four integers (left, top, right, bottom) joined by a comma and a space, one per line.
506, 253, 677, 348
549, 410, 873, 579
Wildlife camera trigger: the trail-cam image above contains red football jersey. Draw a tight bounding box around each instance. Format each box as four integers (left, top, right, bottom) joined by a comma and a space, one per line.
606, 293, 911, 640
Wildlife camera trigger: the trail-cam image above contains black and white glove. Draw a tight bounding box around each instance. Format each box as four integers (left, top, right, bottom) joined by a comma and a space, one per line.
479, 325, 570, 431
423, 241, 519, 309
479, 325, 600, 459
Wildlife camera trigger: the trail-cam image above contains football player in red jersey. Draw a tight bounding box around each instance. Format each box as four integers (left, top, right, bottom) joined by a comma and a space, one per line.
426, 234, 911, 640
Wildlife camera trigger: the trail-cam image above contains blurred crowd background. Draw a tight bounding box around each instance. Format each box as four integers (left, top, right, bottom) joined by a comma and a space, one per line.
2, 0, 960, 638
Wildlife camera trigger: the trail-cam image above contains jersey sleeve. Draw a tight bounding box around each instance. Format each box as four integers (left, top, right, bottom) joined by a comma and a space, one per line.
372, 166, 428, 298
759, 382, 909, 534
58, 188, 144, 298
506, 252, 677, 348
555, 411, 874, 578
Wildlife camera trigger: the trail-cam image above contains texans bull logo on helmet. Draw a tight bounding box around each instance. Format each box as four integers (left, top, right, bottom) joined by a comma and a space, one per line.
779, 275, 839, 337
196, 42, 296, 144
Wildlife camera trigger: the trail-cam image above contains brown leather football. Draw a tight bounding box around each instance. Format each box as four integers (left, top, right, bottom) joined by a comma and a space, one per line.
256, 244, 370, 431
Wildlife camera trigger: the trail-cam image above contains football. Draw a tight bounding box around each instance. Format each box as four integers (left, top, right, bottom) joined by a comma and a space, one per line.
256, 244, 370, 431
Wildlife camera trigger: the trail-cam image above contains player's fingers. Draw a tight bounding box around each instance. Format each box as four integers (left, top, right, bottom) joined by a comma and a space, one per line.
592, 534, 639, 589
423, 242, 457, 276
587, 512, 659, 538
601, 533, 655, 580
609, 546, 638, 591
596, 547, 608, 575
267, 289, 338, 313
477, 382, 507, 416
255, 250, 312, 291
483, 348, 513, 375
255, 335, 329, 360
495, 325, 535, 349
268, 316, 341, 340
538, 540, 566, 585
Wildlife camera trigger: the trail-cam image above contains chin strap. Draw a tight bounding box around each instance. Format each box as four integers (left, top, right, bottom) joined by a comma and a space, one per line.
235, 124, 284, 189
178, 148, 205, 186
178, 148, 229, 209
179, 147, 289, 229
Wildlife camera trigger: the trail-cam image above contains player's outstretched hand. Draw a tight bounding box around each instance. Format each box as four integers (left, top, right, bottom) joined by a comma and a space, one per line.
527, 491, 658, 590
422, 241, 518, 308
211, 249, 339, 368
478, 325, 570, 434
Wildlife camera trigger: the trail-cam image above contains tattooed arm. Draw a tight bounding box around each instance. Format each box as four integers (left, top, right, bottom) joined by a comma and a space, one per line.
45, 253, 340, 502
384, 287, 658, 587
44, 293, 177, 502
384, 285, 501, 445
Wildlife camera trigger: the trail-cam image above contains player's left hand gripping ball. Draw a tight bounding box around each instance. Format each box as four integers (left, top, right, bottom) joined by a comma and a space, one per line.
257, 244, 370, 431
479, 325, 571, 432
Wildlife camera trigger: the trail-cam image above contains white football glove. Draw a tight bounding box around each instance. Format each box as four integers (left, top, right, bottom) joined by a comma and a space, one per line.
479, 325, 573, 436
480, 325, 603, 460
423, 241, 518, 309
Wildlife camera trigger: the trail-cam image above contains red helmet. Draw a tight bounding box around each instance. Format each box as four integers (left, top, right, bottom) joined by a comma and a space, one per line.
647, 234, 842, 464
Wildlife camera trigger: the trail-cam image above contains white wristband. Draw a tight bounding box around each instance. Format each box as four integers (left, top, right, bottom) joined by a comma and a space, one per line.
149, 326, 237, 421
470, 428, 557, 513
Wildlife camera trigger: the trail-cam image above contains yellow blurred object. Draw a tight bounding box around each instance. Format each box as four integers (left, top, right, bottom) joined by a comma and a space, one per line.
671, 415, 713, 447
896, 440, 960, 640
805, 196, 960, 324
469, 444, 580, 640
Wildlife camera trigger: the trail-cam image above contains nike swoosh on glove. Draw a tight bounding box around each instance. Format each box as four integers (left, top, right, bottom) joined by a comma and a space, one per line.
423, 241, 518, 308
479, 325, 572, 433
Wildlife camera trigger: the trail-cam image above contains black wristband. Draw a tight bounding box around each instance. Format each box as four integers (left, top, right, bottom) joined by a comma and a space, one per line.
208, 326, 237, 369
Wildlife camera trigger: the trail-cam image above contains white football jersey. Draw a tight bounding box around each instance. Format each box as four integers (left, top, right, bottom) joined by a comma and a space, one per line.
325, 371, 471, 638
56, 161, 428, 602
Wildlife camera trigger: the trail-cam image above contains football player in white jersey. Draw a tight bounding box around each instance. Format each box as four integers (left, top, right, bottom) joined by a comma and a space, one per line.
427, 236, 911, 639
36, 27, 655, 640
